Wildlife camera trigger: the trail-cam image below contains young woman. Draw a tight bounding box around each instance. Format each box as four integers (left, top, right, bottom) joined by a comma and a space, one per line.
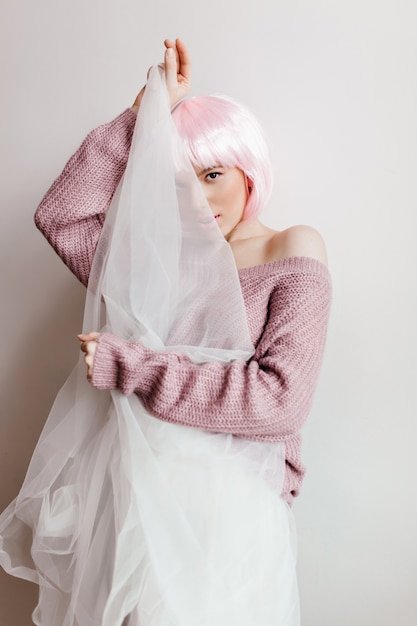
0, 39, 331, 625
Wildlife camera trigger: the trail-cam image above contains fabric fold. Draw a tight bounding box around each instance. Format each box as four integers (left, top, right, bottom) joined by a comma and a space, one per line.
0, 66, 298, 626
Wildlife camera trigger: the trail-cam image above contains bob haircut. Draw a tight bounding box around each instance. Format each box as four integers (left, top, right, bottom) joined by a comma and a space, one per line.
171, 95, 273, 221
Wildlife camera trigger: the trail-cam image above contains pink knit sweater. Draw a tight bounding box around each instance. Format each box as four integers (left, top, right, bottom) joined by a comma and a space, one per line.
35, 109, 331, 504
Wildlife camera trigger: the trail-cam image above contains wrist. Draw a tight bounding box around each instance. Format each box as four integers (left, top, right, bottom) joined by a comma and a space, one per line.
131, 85, 145, 114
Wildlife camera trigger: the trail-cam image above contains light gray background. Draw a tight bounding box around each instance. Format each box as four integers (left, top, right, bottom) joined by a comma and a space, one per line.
1, 1, 416, 624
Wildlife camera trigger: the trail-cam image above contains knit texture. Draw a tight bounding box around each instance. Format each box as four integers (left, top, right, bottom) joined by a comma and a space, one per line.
35, 109, 137, 286
35, 111, 331, 504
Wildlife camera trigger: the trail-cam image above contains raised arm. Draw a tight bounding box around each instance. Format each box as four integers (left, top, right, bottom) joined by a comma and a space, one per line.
35, 39, 192, 286
34, 110, 136, 285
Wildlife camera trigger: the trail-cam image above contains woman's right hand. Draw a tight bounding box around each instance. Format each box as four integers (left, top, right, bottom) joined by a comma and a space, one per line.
132, 39, 192, 113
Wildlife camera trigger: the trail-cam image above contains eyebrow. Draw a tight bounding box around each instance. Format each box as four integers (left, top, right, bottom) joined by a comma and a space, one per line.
196, 165, 222, 176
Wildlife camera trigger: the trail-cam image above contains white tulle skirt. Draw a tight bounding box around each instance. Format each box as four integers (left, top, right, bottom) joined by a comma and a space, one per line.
0, 364, 299, 626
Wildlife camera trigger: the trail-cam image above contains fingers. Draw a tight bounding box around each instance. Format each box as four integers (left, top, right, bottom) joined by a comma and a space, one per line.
77, 333, 99, 356
77, 333, 100, 381
78, 332, 100, 342
132, 39, 191, 114
162, 38, 192, 107
84, 349, 96, 380
164, 45, 178, 90
163, 38, 192, 82
175, 38, 192, 81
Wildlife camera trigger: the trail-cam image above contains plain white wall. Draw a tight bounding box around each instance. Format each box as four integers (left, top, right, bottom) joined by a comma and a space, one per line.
1, 0, 416, 624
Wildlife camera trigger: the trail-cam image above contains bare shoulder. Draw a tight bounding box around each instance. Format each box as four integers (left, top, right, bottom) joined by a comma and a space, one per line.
230, 221, 328, 269
269, 225, 328, 266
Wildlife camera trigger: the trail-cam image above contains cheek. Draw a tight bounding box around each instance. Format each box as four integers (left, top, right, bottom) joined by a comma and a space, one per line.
219, 175, 245, 204
226, 177, 248, 211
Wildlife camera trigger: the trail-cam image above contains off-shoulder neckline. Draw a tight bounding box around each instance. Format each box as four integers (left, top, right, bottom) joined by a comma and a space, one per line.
237, 256, 330, 279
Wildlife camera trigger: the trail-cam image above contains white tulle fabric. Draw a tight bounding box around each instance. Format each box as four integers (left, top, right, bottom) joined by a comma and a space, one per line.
0, 67, 299, 625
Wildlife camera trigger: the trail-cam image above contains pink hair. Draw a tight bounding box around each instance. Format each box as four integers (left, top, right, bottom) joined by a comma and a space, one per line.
171, 95, 273, 221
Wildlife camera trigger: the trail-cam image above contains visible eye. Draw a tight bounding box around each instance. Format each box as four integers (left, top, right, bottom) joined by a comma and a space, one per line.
205, 171, 221, 181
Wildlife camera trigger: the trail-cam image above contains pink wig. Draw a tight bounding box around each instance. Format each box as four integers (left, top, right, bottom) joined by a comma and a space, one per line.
171, 95, 273, 221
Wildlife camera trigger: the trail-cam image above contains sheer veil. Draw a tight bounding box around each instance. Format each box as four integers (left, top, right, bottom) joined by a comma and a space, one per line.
0, 67, 296, 626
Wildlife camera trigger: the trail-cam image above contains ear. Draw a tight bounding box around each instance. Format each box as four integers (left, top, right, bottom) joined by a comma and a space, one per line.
246, 177, 254, 194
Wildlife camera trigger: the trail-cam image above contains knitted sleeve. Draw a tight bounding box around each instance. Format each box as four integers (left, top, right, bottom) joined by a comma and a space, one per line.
34, 109, 137, 286
91, 265, 331, 441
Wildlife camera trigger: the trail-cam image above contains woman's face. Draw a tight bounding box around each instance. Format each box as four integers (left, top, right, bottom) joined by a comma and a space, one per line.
194, 166, 248, 239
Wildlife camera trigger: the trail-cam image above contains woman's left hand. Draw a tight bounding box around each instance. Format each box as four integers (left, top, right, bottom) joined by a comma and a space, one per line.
132, 38, 192, 113
163, 38, 192, 108
77, 332, 101, 381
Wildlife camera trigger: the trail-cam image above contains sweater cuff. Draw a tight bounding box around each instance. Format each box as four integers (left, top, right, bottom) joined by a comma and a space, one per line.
91, 332, 149, 395
90, 332, 127, 390
98, 109, 137, 163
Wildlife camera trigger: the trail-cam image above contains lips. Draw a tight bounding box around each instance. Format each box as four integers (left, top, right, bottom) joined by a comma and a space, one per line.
214, 214, 220, 220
